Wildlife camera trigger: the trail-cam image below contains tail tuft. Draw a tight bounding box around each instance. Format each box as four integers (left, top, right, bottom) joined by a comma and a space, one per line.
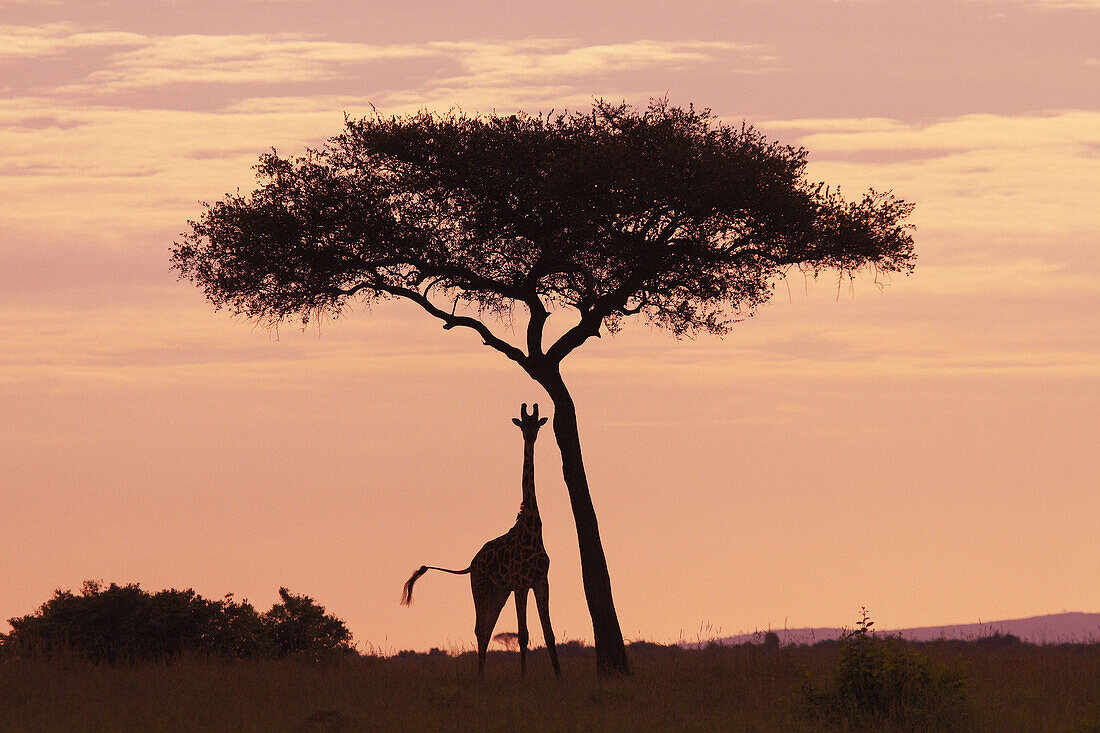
401, 566, 429, 606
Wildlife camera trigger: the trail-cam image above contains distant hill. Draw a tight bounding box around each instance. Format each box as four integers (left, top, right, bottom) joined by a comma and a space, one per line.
683, 612, 1100, 647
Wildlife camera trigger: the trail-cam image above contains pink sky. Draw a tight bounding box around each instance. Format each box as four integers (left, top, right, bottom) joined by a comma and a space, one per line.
2, 0, 1097, 652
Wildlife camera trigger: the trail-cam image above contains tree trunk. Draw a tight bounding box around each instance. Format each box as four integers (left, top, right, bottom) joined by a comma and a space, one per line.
536, 366, 631, 676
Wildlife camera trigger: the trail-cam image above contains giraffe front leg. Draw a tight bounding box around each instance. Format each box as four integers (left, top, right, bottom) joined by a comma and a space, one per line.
533, 578, 561, 679
515, 588, 530, 678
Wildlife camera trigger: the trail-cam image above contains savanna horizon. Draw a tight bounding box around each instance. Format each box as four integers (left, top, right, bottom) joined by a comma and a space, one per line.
3, 0, 1097, 666
5, 577, 1097, 657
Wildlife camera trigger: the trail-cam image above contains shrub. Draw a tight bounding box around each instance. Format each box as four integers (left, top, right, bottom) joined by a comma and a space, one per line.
3, 581, 352, 663
5, 582, 225, 663
808, 608, 966, 729
263, 588, 353, 659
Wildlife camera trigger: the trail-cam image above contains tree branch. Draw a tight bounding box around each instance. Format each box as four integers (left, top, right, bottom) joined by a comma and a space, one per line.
525, 296, 549, 358
352, 251, 530, 303
337, 280, 530, 366
543, 263, 658, 362
545, 308, 603, 363
654, 212, 689, 244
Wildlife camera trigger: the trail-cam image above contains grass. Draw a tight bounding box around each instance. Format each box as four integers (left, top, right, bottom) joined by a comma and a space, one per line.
1, 640, 1098, 732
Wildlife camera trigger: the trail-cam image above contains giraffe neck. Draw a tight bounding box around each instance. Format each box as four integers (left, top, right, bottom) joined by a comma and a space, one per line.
520, 437, 539, 523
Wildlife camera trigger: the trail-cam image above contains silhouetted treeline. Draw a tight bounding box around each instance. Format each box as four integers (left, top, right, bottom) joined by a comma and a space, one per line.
3, 581, 352, 663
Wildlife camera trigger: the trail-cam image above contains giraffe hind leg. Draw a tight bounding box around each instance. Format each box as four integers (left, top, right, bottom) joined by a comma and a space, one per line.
533, 578, 561, 679
515, 587, 530, 678
473, 583, 510, 677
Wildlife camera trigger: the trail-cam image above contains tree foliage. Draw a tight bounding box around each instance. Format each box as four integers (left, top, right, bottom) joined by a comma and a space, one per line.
3, 581, 353, 663
264, 587, 354, 658
172, 99, 914, 370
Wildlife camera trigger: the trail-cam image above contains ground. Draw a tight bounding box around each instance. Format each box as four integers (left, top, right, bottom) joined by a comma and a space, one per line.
1, 640, 1097, 731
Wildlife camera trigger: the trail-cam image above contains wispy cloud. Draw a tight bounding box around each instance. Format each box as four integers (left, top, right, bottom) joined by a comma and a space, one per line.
762, 112, 1100, 244
62, 34, 766, 94
779, 111, 1100, 153
0, 24, 771, 96
0, 23, 144, 60
0, 29, 774, 248
79, 34, 438, 90
385, 40, 768, 112
427, 39, 761, 84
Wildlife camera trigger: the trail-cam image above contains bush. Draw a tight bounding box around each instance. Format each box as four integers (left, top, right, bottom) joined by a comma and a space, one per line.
264, 588, 352, 660
808, 609, 966, 729
3, 581, 352, 663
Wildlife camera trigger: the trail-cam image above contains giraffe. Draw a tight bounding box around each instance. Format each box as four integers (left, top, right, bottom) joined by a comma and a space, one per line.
401, 403, 562, 679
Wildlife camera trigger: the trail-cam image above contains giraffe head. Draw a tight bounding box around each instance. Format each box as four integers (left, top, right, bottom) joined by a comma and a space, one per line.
512, 402, 547, 441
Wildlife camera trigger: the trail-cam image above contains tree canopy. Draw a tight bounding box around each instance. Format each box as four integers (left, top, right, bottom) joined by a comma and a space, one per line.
172, 99, 913, 373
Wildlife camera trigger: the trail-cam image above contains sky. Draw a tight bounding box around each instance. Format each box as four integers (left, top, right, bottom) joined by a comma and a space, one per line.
1, 0, 1097, 653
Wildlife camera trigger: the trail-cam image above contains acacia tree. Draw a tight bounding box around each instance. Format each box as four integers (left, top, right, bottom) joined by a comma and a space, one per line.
172, 100, 914, 675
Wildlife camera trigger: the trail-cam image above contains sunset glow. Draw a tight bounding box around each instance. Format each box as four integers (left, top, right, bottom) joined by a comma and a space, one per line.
2, 0, 1097, 653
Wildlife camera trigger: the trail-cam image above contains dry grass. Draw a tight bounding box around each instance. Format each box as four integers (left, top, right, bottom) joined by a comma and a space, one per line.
1, 641, 1097, 732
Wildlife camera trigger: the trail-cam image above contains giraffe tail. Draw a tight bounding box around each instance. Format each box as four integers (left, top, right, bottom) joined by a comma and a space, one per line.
400, 564, 472, 606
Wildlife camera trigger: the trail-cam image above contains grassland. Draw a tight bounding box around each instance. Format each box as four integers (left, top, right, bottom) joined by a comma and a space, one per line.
1, 640, 1098, 732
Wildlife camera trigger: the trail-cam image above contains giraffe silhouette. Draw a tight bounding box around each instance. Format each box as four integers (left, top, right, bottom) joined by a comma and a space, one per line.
401, 403, 562, 678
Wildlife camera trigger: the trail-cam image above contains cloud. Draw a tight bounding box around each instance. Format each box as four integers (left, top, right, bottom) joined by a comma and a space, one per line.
427, 39, 761, 84
0, 23, 145, 60
783, 111, 1100, 153
57, 34, 765, 94
376, 40, 767, 112
0, 94, 354, 250
761, 111, 1100, 245
78, 34, 438, 90
0, 31, 773, 248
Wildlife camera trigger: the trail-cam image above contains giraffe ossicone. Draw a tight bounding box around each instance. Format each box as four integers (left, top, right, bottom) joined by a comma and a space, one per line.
401, 403, 561, 679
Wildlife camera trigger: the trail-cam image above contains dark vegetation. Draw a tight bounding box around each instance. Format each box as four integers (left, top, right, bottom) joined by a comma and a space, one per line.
2, 581, 352, 663
805, 609, 967, 728
171, 99, 916, 675
2, 603, 1096, 731
493, 631, 521, 652
2, 636, 1096, 731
